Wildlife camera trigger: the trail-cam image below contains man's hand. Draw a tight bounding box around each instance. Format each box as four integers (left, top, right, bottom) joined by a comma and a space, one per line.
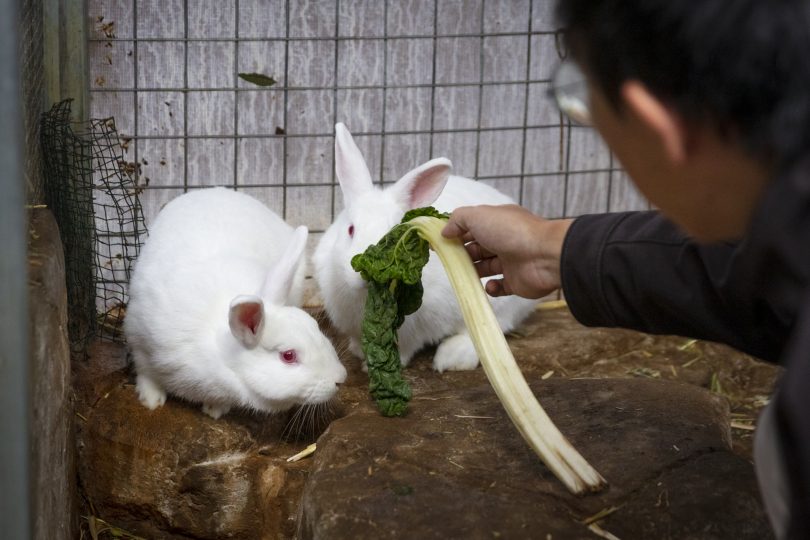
442, 204, 573, 299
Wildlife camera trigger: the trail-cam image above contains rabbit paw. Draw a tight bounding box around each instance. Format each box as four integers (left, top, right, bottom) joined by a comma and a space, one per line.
202, 403, 230, 419
136, 374, 167, 409
348, 336, 365, 360
433, 333, 479, 372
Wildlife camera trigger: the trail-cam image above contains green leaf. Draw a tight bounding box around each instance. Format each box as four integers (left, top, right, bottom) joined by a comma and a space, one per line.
352, 206, 448, 416
237, 72, 277, 87
402, 206, 450, 222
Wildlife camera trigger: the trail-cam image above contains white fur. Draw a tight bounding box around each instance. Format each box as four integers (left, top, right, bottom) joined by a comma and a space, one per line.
125, 187, 347, 417
314, 124, 537, 372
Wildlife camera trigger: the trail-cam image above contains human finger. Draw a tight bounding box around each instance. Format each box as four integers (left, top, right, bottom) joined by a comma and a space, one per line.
485, 278, 508, 297
473, 255, 503, 279
441, 218, 467, 239
464, 241, 496, 262
441, 206, 477, 239
458, 231, 476, 244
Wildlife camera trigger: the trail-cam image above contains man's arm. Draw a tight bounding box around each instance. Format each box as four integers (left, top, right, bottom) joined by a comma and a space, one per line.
562, 211, 786, 362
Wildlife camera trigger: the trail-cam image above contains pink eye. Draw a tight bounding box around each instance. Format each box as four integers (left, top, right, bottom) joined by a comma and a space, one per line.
348, 224, 355, 237
280, 349, 298, 364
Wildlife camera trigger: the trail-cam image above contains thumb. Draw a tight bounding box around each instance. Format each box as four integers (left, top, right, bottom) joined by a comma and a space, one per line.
442, 207, 472, 239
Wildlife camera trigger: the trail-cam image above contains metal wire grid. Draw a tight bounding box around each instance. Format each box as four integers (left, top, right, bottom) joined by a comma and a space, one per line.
40, 100, 146, 348
88, 0, 647, 238
20, 0, 45, 203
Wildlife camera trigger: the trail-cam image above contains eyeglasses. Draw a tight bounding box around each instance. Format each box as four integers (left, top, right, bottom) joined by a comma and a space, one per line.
549, 60, 591, 126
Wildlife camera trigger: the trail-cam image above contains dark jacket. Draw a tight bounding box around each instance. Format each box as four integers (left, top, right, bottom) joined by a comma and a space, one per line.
560, 161, 810, 538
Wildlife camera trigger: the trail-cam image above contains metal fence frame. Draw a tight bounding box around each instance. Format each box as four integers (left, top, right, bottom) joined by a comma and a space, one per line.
0, 0, 31, 534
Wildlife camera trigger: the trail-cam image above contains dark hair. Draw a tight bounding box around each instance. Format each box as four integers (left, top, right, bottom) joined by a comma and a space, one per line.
557, 0, 810, 169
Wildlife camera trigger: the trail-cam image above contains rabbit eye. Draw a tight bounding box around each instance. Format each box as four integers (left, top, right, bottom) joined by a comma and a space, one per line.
280, 349, 298, 364
348, 224, 354, 237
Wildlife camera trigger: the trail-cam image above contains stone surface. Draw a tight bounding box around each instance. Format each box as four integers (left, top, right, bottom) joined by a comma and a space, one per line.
27, 208, 77, 539
76, 306, 780, 539
298, 378, 772, 540
603, 450, 774, 539
74, 341, 329, 540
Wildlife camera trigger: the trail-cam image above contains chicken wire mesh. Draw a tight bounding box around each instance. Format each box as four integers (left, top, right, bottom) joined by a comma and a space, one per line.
86, 0, 649, 308
40, 99, 147, 351
20, 0, 45, 203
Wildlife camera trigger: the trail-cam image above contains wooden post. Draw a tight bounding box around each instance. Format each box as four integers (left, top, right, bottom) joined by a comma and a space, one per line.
43, 0, 88, 119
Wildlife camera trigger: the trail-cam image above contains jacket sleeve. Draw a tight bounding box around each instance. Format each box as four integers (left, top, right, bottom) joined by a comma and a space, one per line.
559, 210, 785, 362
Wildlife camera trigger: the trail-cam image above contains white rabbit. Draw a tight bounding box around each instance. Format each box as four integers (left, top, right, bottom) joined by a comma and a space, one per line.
314, 123, 537, 372
125, 187, 347, 419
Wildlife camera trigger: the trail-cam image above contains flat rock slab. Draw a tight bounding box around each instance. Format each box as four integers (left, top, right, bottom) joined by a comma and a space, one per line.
298, 377, 772, 539
28, 209, 77, 539
74, 341, 327, 540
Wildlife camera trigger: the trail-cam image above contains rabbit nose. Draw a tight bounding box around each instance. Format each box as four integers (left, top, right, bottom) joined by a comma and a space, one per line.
335, 371, 347, 385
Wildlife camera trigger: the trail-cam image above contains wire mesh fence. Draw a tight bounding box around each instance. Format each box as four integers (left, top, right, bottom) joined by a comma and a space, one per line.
40, 99, 147, 351
20, 0, 45, 203
88, 2, 648, 213
86, 0, 649, 307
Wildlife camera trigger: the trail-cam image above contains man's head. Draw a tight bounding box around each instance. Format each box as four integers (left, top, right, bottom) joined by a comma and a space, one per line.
556, 1, 810, 241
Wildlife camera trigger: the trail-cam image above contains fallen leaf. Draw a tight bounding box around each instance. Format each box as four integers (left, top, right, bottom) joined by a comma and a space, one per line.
238, 72, 277, 87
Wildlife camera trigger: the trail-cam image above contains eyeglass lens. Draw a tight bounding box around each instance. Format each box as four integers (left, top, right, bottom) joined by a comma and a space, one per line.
553, 61, 591, 125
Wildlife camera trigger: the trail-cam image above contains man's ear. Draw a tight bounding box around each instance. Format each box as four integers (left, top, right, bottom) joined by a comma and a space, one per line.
620, 81, 688, 164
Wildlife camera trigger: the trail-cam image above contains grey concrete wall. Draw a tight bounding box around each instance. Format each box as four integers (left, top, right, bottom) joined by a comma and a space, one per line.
87, 0, 649, 232
85, 0, 651, 308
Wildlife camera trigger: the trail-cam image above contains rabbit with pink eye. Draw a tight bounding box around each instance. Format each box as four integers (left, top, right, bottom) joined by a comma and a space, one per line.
124, 187, 347, 419
314, 123, 537, 373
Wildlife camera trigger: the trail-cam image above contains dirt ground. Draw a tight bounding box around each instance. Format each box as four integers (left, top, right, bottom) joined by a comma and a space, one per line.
343, 302, 784, 461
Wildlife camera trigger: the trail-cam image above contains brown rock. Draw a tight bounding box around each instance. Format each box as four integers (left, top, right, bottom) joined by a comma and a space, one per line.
75, 342, 333, 540
603, 451, 774, 539
28, 209, 77, 539
298, 377, 772, 539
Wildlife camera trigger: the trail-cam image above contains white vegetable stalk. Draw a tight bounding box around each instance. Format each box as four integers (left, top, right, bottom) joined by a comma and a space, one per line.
409, 216, 607, 495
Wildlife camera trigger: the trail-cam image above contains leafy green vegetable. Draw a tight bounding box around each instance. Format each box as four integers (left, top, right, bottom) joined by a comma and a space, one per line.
355, 209, 607, 495
237, 72, 277, 87
351, 207, 449, 416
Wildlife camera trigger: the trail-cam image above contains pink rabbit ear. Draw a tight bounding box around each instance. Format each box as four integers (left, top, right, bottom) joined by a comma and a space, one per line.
229, 295, 265, 348
261, 225, 308, 306
389, 157, 452, 210
335, 123, 374, 204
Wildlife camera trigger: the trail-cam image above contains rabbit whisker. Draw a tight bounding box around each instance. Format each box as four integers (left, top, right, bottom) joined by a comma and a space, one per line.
282, 405, 306, 442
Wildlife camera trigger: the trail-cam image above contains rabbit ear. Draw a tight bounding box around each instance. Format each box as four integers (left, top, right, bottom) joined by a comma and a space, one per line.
335, 123, 373, 204
389, 157, 452, 210
229, 295, 265, 348
261, 225, 308, 306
